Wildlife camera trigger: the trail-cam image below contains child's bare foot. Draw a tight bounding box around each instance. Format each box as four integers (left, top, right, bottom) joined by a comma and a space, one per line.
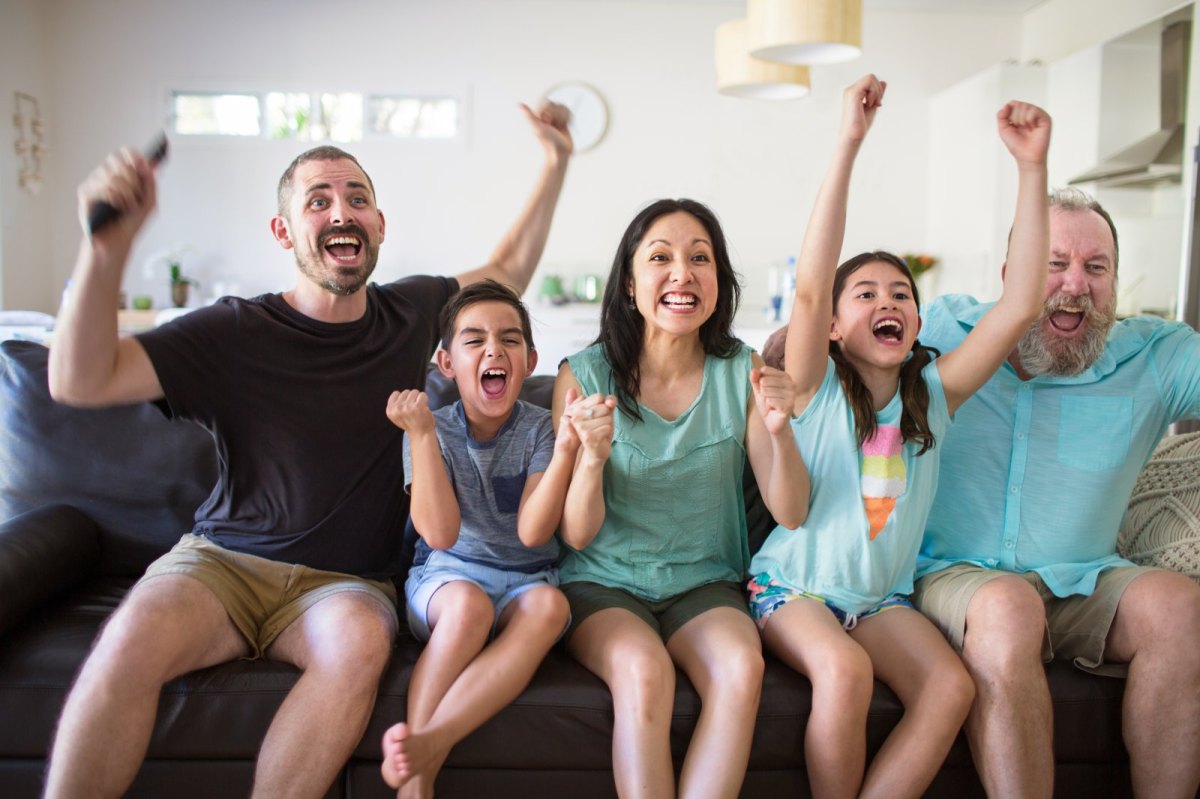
382, 722, 450, 794
381, 722, 415, 789
398, 771, 435, 799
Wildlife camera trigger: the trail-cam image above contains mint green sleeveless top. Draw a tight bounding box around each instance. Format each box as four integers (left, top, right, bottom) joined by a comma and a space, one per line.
559, 342, 752, 600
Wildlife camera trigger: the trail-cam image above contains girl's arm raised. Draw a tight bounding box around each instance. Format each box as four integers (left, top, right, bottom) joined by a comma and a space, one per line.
786, 74, 886, 413
937, 102, 1050, 414
746, 357, 810, 529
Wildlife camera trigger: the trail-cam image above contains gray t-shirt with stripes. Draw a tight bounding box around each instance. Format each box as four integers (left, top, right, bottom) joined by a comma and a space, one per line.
404, 399, 557, 573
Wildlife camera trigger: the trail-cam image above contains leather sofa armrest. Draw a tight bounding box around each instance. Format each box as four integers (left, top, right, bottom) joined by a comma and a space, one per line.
0, 504, 101, 635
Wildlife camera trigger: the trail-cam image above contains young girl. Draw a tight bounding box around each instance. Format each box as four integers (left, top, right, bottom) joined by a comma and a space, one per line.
749, 74, 1050, 799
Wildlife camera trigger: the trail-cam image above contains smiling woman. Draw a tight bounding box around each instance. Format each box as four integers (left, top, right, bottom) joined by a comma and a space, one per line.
549, 196, 808, 798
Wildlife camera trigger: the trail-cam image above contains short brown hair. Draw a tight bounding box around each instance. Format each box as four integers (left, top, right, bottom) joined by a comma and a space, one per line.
439, 280, 534, 353
276, 146, 376, 215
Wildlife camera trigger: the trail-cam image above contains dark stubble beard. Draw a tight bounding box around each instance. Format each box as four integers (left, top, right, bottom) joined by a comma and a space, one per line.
295, 223, 379, 297
1016, 292, 1117, 376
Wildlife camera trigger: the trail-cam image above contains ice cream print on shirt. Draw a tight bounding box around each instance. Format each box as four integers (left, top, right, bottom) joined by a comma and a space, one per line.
861, 425, 906, 540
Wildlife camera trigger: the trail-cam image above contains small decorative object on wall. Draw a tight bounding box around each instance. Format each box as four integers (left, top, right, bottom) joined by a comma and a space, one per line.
13, 91, 47, 194
544, 82, 608, 152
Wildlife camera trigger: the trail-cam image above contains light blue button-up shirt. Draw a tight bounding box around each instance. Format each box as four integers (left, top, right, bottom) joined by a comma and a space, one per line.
917, 294, 1200, 597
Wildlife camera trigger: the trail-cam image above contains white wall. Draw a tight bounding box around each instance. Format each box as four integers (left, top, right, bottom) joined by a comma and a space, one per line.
1022, 0, 1191, 63
1028, 0, 1197, 319
0, 0, 55, 311
9, 0, 1023, 316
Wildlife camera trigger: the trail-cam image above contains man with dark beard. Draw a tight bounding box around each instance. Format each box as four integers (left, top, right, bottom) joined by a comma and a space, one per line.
43, 101, 573, 799
761, 187, 1200, 798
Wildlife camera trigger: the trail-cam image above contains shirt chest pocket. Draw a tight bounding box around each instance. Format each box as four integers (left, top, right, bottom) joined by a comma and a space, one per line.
1055, 395, 1132, 472
492, 473, 527, 514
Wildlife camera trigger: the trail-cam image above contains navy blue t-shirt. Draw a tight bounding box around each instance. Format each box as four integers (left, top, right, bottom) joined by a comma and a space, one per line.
137, 276, 456, 579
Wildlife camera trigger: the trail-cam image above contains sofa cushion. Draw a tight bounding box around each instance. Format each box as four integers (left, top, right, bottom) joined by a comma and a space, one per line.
1119, 431, 1200, 583
0, 341, 217, 576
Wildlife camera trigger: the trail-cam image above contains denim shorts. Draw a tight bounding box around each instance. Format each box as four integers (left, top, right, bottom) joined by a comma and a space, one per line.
404, 549, 563, 642
746, 572, 913, 631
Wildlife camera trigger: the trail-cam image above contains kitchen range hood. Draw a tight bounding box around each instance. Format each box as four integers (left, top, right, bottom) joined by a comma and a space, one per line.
1069, 19, 1191, 189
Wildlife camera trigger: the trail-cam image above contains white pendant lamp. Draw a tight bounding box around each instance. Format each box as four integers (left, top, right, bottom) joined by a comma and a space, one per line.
747, 0, 862, 65
717, 18, 811, 100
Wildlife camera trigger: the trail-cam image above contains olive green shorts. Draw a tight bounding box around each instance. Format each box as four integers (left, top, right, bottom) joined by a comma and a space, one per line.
561, 579, 750, 644
913, 562, 1156, 677
139, 534, 398, 658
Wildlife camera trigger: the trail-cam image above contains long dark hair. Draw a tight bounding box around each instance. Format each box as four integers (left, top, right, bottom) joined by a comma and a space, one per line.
830, 251, 940, 456
596, 199, 743, 421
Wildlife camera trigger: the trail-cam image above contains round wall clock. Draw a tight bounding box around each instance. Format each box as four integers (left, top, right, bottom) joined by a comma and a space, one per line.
544, 82, 609, 152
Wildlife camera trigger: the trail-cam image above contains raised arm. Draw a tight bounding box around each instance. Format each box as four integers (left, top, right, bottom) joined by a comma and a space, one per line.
386, 390, 461, 549
48, 148, 165, 407
552, 363, 615, 550
745, 356, 810, 529
516, 389, 582, 548
455, 101, 573, 295
937, 102, 1050, 413
785, 74, 886, 411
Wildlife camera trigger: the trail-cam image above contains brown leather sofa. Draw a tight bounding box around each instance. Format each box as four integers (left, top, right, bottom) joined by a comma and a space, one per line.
0, 339, 1135, 798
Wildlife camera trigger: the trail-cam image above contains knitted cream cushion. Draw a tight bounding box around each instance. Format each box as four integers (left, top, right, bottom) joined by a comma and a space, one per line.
1119, 431, 1200, 584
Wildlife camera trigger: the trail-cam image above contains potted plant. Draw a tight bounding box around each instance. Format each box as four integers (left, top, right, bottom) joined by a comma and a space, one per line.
169, 262, 199, 308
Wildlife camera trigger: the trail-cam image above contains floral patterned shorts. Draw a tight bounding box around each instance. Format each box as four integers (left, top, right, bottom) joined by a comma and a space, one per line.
746, 572, 912, 631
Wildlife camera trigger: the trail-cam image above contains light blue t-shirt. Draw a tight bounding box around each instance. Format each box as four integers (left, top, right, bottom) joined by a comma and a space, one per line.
403, 399, 557, 573
559, 343, 753, 601
918, 294, 1200, 596
750, 358, 951, 615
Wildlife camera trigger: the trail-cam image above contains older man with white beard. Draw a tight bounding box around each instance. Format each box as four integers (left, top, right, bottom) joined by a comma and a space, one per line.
910, 187, 1200, 799
755, 187, 1200, 797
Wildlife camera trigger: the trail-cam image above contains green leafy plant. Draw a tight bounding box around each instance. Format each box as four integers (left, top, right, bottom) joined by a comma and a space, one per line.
902, 253, 938, 279
168, 262, 198, 288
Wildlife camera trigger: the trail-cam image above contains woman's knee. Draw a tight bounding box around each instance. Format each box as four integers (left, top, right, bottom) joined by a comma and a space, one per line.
610, 645, 676, 717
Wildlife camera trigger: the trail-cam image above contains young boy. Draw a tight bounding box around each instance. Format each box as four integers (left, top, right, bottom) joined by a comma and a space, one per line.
381, 279, 601, 798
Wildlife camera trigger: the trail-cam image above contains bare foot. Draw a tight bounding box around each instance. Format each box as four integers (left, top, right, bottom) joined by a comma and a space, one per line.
398, 771, 435, 799
381, 722, 414, 790
382, 721, 450, 793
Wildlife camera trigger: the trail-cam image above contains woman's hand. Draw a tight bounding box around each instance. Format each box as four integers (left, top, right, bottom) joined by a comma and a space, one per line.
565, 391, 617, 464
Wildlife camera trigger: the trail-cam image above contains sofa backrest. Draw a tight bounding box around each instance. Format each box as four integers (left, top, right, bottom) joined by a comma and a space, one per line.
0, 341, 218, 576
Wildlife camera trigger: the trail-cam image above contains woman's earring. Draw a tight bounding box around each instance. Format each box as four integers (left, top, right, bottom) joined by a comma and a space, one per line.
627, 294, 636, 309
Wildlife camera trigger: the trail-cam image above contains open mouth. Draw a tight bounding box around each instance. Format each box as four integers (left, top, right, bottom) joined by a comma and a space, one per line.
661, 292, 698, 311
1049, 309, 1085, 332
872, 318, 904, 343
321, 232, 364, 263
480, 367, 508, 398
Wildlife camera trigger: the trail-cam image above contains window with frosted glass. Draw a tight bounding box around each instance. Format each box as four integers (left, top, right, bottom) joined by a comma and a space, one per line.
369, 96, 458, 138
172, 93, 261, 136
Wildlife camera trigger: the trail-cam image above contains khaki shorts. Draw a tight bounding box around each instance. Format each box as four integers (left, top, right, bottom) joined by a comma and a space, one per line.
562, 580, 749, 644
913, 562, 1156, 677
139, 534, 399, 658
